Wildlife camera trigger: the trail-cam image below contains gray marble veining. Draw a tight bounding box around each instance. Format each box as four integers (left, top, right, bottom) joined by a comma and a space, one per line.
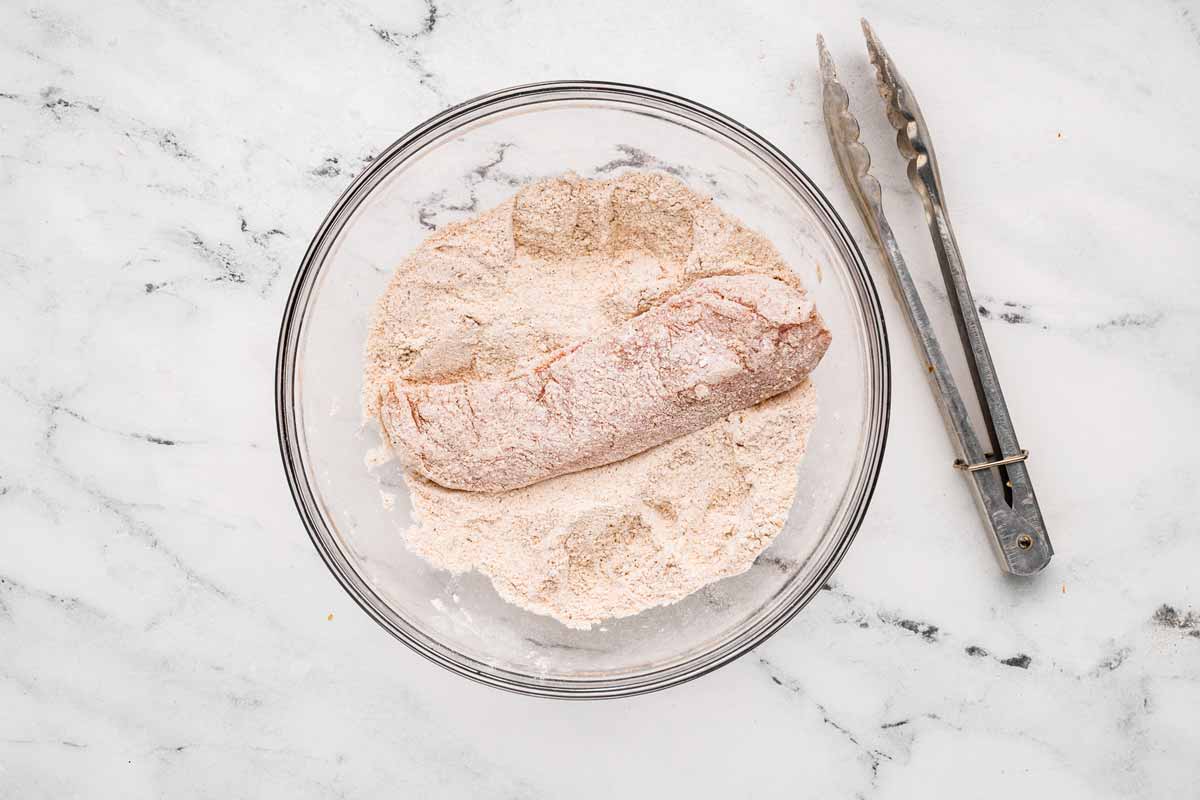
1, 0, 1198, 797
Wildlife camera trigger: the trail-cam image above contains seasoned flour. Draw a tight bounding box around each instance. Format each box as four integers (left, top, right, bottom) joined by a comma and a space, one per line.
365, 172, 822, 628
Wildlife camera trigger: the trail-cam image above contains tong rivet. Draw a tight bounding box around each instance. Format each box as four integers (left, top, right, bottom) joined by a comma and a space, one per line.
1016, 535, 1033, 550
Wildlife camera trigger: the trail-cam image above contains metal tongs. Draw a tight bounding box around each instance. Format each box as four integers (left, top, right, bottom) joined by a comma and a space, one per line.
818, 21, 1053, 575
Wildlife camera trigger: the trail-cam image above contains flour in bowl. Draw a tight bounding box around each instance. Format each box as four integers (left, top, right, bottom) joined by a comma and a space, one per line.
364, 171, 827, 629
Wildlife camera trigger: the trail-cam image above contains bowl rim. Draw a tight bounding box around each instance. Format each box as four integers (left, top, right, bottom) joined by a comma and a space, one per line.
276, 80, 891, 699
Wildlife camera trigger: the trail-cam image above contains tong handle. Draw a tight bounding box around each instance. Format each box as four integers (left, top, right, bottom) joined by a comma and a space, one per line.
981, 484, 1054, 575
922, 197, 1015, 459
920, 201, 1052, 574
820, 23, 1054, 575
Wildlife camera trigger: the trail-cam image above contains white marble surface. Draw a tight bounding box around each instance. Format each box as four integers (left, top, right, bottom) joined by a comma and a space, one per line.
2, 0, 1199, 796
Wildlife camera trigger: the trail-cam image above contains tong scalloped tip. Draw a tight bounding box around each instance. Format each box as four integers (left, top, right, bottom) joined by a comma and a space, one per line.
818, 21, 1053, 575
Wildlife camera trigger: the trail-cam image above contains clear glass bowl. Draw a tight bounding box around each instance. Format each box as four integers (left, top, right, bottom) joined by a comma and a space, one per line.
276, 81, 890, 698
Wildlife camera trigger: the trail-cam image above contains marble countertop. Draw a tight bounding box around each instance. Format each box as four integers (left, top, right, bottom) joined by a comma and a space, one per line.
2, 0, 1198, 797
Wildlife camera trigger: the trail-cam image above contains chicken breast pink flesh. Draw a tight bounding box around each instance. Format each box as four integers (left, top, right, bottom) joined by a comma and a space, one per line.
378, 275, 832, 492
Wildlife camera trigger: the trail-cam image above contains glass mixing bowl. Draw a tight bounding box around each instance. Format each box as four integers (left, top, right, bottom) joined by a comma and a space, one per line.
276, 81, 889, 698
